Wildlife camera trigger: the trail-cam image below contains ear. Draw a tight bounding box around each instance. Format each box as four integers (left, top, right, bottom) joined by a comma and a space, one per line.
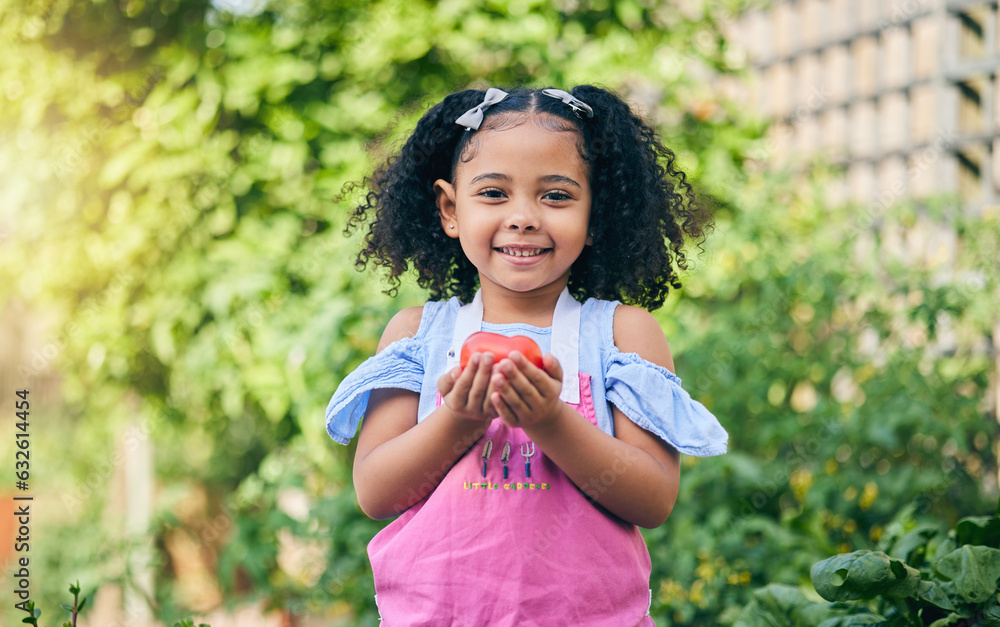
434, 178, 459, 239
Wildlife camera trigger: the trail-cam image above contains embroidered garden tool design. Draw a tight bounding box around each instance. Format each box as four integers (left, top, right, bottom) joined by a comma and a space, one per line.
521, 442, 536, 478
481, 440, 493, 478
500, 442, 511, 479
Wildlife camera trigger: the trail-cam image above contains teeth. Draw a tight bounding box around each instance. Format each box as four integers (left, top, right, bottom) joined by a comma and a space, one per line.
500, 247, 544, 257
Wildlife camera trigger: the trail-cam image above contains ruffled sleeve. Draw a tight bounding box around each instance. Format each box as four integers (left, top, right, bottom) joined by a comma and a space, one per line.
604, 350, 728, 456
324, 338, 424, 445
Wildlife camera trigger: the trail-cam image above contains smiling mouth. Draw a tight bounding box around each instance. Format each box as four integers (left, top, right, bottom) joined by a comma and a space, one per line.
495, 247, 551, 257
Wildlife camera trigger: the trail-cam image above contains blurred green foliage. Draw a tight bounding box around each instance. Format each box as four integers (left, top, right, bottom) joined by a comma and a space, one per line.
648, 181, 1000, 624
0, 0, 997, 625
733, 501, 1000, 625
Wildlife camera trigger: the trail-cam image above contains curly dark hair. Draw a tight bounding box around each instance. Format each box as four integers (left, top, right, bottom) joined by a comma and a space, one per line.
343, 84, 713, 311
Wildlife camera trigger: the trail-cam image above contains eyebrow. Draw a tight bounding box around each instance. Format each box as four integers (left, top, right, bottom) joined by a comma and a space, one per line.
468, 172, 582, 189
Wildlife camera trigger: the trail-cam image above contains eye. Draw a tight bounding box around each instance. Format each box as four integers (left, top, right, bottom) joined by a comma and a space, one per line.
477, 187, 506, 199
543, 190, 572, 202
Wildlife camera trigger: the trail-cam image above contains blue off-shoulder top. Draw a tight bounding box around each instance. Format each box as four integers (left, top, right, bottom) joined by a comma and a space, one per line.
325, 297, 728, 457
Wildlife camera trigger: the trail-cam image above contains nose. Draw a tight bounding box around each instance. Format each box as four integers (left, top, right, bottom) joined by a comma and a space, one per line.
504, 199, 540, 231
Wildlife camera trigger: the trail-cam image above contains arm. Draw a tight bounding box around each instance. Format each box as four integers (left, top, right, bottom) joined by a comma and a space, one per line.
352, 306, 497, 520
489, 305, 681, 529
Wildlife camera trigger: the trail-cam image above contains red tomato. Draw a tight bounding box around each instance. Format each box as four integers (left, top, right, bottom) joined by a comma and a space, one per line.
460, 331, 544, 370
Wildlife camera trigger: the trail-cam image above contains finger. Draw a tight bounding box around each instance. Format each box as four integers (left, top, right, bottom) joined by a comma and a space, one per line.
482, 399, 499, 420
497, 356, 544, 411
542, 353, 563, 383
510, 351, 562, 394
448, 352, 481, 406
541, 355, 566, 405
481, 379, 498, 416
491, 390, 516, 426
465, 352, 495, 406
493, 369, 531, 417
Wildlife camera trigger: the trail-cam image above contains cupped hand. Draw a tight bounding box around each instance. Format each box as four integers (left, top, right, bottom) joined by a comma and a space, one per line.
489, 351, 564, 430
437, 352, 499, 422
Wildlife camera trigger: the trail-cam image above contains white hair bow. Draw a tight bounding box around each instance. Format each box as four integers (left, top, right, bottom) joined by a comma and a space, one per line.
455, 88, 509, 131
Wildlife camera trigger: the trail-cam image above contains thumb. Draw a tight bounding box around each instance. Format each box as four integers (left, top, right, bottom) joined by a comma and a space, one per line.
543, 353, 563, 382
438, 367, 459, 396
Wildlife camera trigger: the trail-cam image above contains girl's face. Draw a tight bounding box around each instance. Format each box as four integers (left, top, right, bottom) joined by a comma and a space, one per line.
434, 116, 592, 299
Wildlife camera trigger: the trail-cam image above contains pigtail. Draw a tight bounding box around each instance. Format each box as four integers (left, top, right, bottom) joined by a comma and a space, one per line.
569, 85, 712, 310
345, 90, 485, 303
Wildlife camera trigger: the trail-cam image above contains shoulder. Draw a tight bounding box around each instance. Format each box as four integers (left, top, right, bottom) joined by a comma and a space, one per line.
611, 305, 675, 373
376, 305, 425, 353
375, 296, 462, 355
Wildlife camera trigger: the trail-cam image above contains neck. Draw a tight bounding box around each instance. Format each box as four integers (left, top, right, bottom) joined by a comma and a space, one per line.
479, 281, 568, 326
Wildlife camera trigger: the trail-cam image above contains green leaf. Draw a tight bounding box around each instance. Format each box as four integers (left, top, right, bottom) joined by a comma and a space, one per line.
817, 616, 888, 627
928, 614, 967, 627
984, 597, 1000, 623
934, 545, 1000, 604
77, 597, 87, 613
935, 535, 959, 563
736, 584, 853, 626
889, 524, 939, 567
955, 516, 1000, 548
920, 580, 958, 611
811, 551, 921, 602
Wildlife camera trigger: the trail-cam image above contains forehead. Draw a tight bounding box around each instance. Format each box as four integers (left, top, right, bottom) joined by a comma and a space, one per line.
454, 114, 587, 182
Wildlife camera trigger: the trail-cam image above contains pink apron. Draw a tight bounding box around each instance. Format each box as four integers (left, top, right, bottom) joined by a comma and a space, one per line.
367, 289, 655, 625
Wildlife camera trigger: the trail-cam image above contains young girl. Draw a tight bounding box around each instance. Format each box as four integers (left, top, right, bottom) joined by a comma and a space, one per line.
326, 85, 728, 625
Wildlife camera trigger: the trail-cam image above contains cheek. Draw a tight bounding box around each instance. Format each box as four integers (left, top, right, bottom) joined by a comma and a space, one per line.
558, 215, 591, 243
457, 230, 488, 263
459, 215, 492, 241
